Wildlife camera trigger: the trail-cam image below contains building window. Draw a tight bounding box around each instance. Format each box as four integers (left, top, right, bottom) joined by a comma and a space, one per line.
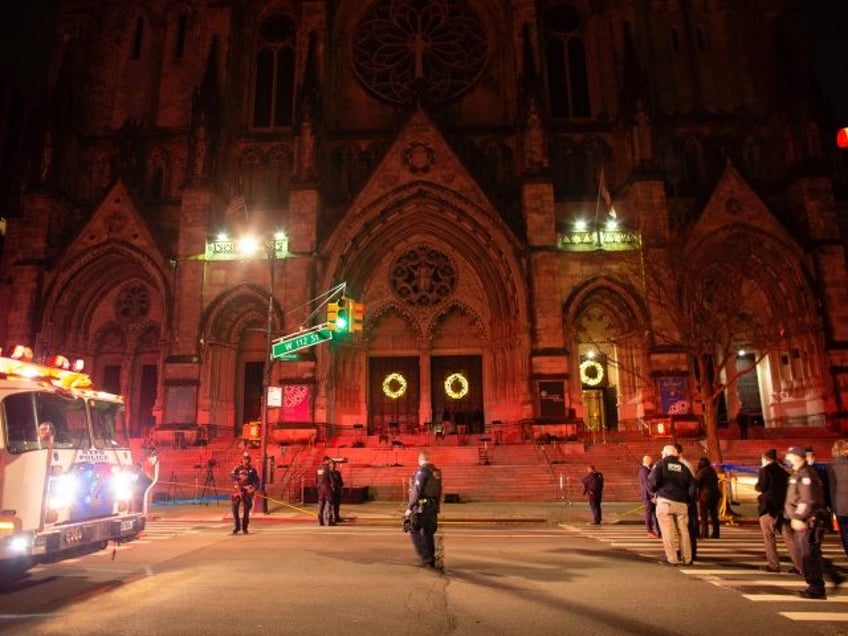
252, 13, 296, 129
175, 14, 187, 59
544, 5, 590, 119
131, 16, 144, 60
352, 0, 488, 105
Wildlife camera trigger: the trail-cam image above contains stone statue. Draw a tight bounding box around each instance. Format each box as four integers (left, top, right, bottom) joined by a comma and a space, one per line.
632, 105, 653, 163
192, 120, 209, 178
40, 132, 53, 183
298, 117, 316, 178
523, 98, 546, 171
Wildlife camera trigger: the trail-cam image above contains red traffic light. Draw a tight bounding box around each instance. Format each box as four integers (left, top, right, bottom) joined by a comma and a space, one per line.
838, 127, 848, 149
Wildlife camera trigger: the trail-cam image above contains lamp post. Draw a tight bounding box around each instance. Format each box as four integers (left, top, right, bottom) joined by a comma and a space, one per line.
238, 233, 284, 515
259, 243, 275, 514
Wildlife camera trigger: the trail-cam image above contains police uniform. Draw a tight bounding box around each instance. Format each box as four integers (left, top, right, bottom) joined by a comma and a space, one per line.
784, 447, 827, 598
231, 455, 260, 534
406, 454, 442, 568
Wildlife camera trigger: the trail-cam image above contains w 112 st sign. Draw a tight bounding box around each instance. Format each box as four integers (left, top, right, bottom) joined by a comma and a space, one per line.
271, 327, 333, 359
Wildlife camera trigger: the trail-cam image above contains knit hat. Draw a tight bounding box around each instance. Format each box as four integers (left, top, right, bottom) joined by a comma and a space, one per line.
762, 448, 777, 461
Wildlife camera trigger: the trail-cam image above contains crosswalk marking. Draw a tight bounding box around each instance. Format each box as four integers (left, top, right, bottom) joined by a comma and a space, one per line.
780, 612, 848, 621
563, 522, 847, 623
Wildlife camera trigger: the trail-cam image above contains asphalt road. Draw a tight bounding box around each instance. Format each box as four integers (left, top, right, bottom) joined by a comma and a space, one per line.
0, 519, 845, 636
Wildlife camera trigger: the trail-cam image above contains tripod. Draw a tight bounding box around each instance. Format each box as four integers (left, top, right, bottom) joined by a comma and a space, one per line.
199, 459, 218, 505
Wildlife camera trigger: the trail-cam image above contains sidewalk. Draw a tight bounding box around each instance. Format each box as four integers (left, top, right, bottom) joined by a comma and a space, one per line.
148, 498, 761, 527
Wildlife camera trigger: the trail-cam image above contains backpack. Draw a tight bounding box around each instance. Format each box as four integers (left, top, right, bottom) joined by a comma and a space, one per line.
423, 465, 442, 500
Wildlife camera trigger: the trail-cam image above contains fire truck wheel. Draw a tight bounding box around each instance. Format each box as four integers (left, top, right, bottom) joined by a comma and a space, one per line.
0, 557, 34, 581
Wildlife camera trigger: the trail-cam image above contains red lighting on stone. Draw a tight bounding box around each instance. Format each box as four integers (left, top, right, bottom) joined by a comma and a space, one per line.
838, 127, 848, 149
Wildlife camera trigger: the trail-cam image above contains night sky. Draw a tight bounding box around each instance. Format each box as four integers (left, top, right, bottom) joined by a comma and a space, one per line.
0, 2, 846, 130
803, 3, 848, 132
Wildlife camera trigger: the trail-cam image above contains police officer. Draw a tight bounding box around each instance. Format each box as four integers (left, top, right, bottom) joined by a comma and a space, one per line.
784, 446, 828, 599
404, 452, 442, 568
648, 444, 695, 566
230, 452, 260, 534
329, 460, 344, 523
316, 456, 334, 526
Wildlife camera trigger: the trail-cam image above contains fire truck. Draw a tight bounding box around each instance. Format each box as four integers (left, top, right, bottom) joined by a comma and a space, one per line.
0, 349, 155, 578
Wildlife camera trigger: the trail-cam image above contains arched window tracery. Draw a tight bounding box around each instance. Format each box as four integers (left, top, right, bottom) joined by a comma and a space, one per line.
253, 13, 296, 129
544, 4, 590, 119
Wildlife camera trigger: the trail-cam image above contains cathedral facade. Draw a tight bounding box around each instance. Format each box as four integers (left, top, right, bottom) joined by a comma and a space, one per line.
2, 0, 847, 442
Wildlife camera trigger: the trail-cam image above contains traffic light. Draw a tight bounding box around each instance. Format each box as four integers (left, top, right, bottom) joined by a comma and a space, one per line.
838, 127, 848, 149
351, 301, 365, 332
327, 297, 349, 332
326, 302, 340, 331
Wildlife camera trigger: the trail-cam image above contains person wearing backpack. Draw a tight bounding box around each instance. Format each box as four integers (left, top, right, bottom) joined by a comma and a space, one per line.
404, 452, 442, 568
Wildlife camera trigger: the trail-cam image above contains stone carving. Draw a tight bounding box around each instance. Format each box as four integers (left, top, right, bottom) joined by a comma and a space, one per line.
390, 246, 457, 306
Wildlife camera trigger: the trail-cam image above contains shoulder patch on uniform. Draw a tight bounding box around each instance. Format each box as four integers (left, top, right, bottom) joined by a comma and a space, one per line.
801, 477, 812, 485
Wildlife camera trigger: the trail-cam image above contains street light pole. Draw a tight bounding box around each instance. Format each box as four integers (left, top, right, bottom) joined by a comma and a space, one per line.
259, 242, 275, 514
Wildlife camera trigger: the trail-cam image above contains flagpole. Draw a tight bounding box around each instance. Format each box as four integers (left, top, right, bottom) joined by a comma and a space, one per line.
594, 168, 603, 247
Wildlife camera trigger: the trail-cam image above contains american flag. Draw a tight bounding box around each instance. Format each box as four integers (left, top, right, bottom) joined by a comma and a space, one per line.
598, 167, 616, 219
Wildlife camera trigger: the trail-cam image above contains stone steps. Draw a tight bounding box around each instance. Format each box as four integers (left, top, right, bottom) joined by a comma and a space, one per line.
147, 433, 841, 504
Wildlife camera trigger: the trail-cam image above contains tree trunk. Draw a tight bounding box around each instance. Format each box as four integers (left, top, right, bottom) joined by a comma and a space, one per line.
702, 398, 723, 464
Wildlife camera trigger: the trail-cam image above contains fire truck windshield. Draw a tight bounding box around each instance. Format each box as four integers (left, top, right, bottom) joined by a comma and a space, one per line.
3, 390, 88, 453
89, 399, 129, 449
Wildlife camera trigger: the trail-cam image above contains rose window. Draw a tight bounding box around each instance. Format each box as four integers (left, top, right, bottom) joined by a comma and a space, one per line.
352, 0, 488, 105
115, 283, 150, 323
390, 246, 456, 307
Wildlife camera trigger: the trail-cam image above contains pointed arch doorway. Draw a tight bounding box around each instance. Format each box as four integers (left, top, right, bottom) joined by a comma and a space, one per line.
369, 356, 420, 435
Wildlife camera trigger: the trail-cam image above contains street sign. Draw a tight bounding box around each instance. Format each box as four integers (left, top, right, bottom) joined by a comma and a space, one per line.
267, 385, 282, 408
271, 327, 333, 359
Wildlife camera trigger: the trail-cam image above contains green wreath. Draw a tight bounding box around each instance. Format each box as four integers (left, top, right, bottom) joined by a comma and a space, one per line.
444, 372, 469, 399
579, 359, 604, 386
382, 372, 408, 399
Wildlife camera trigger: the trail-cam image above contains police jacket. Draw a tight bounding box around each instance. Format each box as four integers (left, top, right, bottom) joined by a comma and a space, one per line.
647, 456, 694, 503
754, 461, 789, 517
829, 455, 848, 516
581, 471, 604, 499
784, 463, 825, 522
330, 469, 344, 497
315, 463, 333, 499
638, 464, 652, 501
231, 463, 260, 493
408, 463, 441, 513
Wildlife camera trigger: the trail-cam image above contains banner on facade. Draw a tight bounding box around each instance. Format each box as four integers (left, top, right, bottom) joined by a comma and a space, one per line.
657, 376, 689, 415
282, 384, 312, 422
538, 380, 566, 419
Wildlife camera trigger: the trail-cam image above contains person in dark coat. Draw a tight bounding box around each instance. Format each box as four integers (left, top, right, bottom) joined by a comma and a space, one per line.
638, 455, 660, 537
230, 452, 260, 534
329, 460, 344, 523
695, 457, 721, 539
784, 446, 844, 599
648, 444, 695, 566
581, 465, 604, 525
755, 448, 801, 574
316, 456, 335, 526
829, 439, 848, 558
806, 447, 832, 515
404, 452, 442, 568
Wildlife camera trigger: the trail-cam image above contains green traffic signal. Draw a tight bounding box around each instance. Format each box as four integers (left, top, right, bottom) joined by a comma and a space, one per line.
335, 309, 349, 332
328, 297, 350, 332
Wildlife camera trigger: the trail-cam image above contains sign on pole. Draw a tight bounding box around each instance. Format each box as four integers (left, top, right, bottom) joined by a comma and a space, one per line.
271, 327, 333, 359
267, 385, 282, 408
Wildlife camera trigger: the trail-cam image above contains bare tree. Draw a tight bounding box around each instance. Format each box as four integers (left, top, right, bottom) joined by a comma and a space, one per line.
634, 230, 822, 462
